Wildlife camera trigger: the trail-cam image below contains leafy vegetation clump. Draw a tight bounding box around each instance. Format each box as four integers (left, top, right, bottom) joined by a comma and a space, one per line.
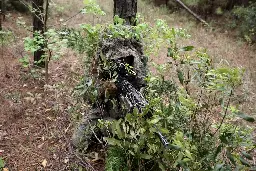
232, 2, 256, 43
105, 147, 128, 171
40, 1, 255, 170
98, 47, 255, 170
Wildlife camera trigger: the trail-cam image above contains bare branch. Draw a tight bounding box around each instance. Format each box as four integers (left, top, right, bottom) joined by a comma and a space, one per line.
174, 0, 209, 26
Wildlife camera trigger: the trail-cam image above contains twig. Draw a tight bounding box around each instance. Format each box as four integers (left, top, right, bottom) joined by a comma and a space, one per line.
49, 9, 83, 28
213, 90, 233, 135
88, 120, 103, 144
74, 152, 97, 171
19, 0, 45, 23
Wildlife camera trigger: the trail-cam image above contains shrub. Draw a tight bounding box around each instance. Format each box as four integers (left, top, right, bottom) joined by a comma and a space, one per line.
64, 1, 255, 170
232, 2, 256, 43
99, 47, 255, 170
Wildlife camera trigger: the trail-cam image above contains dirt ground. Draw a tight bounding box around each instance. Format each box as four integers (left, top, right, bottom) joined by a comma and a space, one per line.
0, 48, 106, 170
0, 0, 255, 170
0, 0, 108, 170
0, 14, 104, 170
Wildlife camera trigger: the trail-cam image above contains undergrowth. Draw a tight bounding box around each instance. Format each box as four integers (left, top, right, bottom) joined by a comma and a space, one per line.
62, 1, 256, 170
232, 2, 256, 43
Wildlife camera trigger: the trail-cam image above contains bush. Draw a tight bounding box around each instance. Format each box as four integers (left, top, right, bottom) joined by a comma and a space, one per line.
232, 2, 256, 43
66, 1, 255, 170
148, 0, 256, 43
99, 47, 255, 170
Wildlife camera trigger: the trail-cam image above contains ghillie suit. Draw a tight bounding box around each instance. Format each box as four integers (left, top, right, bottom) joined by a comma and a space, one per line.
72, 37, 148, 150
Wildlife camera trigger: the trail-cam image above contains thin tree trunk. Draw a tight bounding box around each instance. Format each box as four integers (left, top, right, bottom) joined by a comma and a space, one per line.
32, 0, 45, 67
0, 0, 5, 23
44, 0, 49, 83
0, 4, 2, 31
113, 0, 137, 26
0, 0, 6, 75
227, 0, 235, 10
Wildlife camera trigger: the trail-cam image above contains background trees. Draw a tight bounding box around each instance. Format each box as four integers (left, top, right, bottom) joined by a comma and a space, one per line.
151, 0, 256, 42
114, 0, 137, 25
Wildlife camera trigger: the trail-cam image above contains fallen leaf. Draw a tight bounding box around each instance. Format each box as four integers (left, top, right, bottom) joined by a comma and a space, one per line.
46, 117, 53, 121
53, 154, 57, 160
37, 142, 45, 149
0, 130, 7, 141
64, 157, 69, 164
42, 159, 47, 167
45, 108, 51, 112
3, 168, 9, 171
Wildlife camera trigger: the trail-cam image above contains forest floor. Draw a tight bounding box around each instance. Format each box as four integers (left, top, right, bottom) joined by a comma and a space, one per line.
0, 0, 255, 170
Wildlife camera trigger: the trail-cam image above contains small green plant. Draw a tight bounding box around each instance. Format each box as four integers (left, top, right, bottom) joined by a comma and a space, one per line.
23, 29, 68, 64
18, 55, 30, 68
0, 157, 5, 169
105, 147, 128, 171
82, 0, 106, 16
5, 91, 21, 103
0, 30, 13, 45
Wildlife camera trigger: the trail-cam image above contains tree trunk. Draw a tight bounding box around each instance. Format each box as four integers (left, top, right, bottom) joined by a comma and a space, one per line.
32, 0, 45, 67
113, 0, 137, 26
0, 0, 5, 24
226, 0, 235, 10
0, 1, 2, 31
44, 0, 49, 83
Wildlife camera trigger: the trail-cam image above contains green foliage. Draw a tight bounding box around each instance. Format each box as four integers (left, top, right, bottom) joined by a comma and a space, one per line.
232, 2, 256, 43
96, 30, 254, 170
20, 0, 106, 68
65, 15, 190, 60
105, 147, 128, 171
82, 0, 106, 16
23, 29, 68, 66
24, 31, 45, 53
0, 30, 13, 45
0, 157, 5, 169
61, 2, 255, 170
19, 55, 30, 68
206, 67, 244, 91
